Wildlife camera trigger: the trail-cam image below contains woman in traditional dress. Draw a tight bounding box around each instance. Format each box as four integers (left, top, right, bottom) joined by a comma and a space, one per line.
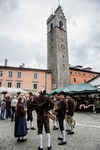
14, 97, 27, 142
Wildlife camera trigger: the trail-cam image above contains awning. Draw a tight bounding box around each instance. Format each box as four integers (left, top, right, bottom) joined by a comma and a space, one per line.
23, 89, 37, 94
0, 87, 28, 94
63, 83, 98, 94
47, 87, 69, 96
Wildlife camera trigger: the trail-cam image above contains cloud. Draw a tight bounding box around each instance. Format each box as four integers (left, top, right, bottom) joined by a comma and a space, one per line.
0, 0, 19, 15
0, 0, 100, 72
67, 0, 100, 71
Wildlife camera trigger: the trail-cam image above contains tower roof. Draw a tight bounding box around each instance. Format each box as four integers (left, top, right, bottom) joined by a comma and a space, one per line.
54, 5, 66, 19
47, 5, 66, 24
54, 5, 62, 13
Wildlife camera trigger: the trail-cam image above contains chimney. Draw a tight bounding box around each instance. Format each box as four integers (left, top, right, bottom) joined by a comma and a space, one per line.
5, 59, 8, 66
22, 63, 25, 68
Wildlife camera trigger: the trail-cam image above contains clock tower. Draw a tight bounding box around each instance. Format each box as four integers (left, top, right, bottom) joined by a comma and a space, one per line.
47, 5, 70, 89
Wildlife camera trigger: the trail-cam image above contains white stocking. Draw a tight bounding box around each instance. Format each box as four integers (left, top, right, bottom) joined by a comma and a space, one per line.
38, 134, 43, 148
62, 130, 66, 142
46, 133, 50, 147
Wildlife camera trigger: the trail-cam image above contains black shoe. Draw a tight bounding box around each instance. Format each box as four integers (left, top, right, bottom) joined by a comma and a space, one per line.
47, 145, 52, 150
58, 141, 66, 145
66, 130, 71, 132
53, 126, 58, 130
67, 131, 74, 134
20, 139, 27, 142
17, 139, 21, 142
38, 146, 43, 150
27, 128, 30, 130
31, 127, 36, 130
58, 137, 63, 141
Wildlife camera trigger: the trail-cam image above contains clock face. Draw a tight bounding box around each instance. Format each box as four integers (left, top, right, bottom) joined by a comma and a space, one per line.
60, 43, 66, 51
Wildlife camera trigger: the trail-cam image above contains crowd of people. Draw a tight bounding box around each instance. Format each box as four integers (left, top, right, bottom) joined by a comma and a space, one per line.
0, 90, 75, 150
73, 95, 100, 112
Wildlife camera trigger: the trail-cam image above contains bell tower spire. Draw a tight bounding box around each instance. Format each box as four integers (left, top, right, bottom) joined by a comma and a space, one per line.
47, 5, 70, 89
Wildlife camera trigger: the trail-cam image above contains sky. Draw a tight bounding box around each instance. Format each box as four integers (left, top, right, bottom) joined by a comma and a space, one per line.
0, 0, 100, 72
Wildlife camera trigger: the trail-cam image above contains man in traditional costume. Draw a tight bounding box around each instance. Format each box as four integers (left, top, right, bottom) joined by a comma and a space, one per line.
27, 94, 36, 130
51, 92, 59, 130
32, 90, 54, 150
55, 91, 67, 145
66, 93, 75, 134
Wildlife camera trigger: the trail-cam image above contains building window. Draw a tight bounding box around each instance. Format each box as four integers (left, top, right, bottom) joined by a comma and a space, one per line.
0, 71, 3, 77
7, 82, 12, 88
33, 83, 38, 89
0, 81, 2, 87
74, 78, 76, 82
17, 72, 21, 78
74, 72, 77, 75
34, 73, 38, 79
16, 82, 21, 88
78, 72, 80, 75
84, 79, 86, 83
70, 72, 72, 74
8, 71, 13, 77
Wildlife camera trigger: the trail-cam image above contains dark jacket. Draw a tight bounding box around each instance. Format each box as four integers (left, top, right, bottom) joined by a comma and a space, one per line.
56, 98, 67, 118
33, 94, 54, 120
5, 100, 11, 110
67, 97, 75, 116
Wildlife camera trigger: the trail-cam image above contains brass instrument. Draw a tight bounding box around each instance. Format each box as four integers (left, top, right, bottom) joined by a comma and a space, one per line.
47, 111, 56, 120
65, 115, 75, 127
47, 96, 58, 120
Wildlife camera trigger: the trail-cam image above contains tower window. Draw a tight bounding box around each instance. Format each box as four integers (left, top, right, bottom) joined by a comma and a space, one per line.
59, 21, 63, 29
51, 23, 53, 30
63, 64, 65, 71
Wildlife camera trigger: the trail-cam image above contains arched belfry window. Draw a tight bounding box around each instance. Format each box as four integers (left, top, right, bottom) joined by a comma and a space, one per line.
59, 20, 63, 29
51, 23, 53, 30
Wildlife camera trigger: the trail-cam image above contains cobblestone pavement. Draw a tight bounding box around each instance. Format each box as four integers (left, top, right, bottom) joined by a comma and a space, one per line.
0, 112, 100, 150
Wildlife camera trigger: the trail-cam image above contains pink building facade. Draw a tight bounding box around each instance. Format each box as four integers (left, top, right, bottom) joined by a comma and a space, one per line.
0, 66, 52, 94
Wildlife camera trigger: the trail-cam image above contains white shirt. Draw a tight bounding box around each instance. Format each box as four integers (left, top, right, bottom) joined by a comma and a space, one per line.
11, 99, 18, 107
